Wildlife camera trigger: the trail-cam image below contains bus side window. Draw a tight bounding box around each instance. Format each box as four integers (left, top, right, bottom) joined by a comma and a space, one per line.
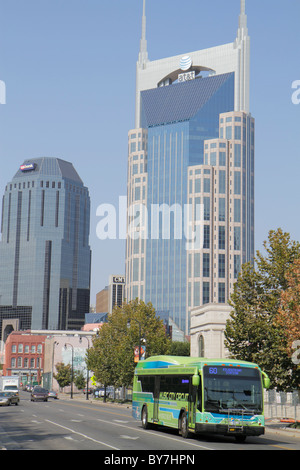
139, 375, 155, 393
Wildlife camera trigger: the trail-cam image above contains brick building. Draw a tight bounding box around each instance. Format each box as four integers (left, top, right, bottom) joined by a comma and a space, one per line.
2, 331, 47, 386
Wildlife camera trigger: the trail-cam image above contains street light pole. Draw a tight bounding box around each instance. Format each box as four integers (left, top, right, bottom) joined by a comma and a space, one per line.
64, 343, 74, 399
79, 336, 90, 400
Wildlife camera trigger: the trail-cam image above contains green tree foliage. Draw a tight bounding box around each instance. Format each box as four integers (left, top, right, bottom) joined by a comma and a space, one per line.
168, 341, 190, 356
86, 299, 171, 389
74, 371, 86, 390
225, 228, 300, 391
53, 362, 72, 389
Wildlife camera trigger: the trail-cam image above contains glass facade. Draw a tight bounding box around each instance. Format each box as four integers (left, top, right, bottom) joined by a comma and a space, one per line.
0, 158, 91, 338
126, 73, 238, 336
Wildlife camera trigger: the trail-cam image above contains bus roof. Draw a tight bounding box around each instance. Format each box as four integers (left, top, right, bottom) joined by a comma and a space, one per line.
135, 356, 261, 372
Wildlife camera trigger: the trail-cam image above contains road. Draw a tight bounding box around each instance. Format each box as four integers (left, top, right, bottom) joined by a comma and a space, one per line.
0, 392, 299, 453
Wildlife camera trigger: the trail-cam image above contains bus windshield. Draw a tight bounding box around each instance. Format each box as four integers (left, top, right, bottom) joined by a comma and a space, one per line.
203, 365, 263, 414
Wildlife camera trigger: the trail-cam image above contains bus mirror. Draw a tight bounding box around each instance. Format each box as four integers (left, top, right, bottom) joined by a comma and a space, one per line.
263, 377, 270, 389
192, 375, 200, 387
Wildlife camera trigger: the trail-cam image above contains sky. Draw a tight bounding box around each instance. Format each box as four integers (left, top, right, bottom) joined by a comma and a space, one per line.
0, 0, 299, 305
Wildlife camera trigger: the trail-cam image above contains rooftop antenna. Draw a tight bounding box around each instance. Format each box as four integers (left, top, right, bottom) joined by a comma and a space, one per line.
237, 0, 248, 39
138, 0, 148, 66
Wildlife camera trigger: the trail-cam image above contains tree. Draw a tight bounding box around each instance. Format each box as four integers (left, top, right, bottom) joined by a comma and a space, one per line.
54, 362, 72, 390
74, 371, 86, 391
277, 258, 300, 362
169, 341, 190, 356
86, 299, 170, 390
225, 228, 300, 391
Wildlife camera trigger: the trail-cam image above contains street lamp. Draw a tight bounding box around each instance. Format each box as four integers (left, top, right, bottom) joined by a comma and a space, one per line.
79, 336, 90, 400
64, 343, 74, 399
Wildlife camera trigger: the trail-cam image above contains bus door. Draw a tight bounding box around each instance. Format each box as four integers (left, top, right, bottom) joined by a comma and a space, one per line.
153, 376, 160, 422
188, 378, 197, 430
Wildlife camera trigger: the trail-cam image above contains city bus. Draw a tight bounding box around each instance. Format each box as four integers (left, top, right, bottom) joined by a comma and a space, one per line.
132, 356, 270, 442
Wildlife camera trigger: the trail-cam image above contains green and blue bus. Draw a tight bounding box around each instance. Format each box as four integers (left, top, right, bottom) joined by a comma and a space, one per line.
132, 356, 270, 442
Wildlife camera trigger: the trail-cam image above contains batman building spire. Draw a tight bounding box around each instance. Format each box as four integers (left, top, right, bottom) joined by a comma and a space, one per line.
138, 0, 148, 67
235, 0, 250, 112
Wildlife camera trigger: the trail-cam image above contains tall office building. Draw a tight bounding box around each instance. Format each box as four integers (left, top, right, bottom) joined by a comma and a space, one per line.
126, 0, 254, 340
0, 157, 91, 339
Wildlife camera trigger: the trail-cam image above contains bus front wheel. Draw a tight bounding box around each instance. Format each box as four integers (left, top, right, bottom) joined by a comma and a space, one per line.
141, 405, 151, 429
179, 411, 190, 439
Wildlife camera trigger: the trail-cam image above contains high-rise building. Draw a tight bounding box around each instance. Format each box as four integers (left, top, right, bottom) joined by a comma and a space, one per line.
125, 0, 254, 342
96, 275, 125, 314
0, 157, 91, 339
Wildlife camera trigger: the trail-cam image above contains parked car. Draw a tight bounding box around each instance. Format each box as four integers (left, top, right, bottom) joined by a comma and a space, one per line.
94, 387, 113, 398
48, 390, 58, 399
0, 392, 20, 406
31, 387, 48, 402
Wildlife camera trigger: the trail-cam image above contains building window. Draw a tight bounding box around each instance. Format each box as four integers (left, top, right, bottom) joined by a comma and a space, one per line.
203, 225, 210, 249
194, 178, 201, 193
204, 197, 210, 221
203, 282, 210, 304
11, 345, 16, 353
234, 226, 241, 250
219, 151, 226, 166
194, 281, 200, 306
133, 258, 139, 282
234, 125, 241, 140
198, 335, 205, 357
234, 199, 241, 222
11, 358, 16, 368
24, 358, 29, 368
203, 253, 210, 278
226, 126, 232, 140
219, 170, 226, 194
219, 254, 226, 278
30, 358, 35, 368
234, 171, 241, 195
18, 344, 23, 353
219, 198, 226, 222
234, 255, 241, 279
17, 357, 22, 368
204, 178, 210, 193
234, 144, 241, 167
218, 283, 226, 303
219, 226, 226, 250
194, 253, 200, 278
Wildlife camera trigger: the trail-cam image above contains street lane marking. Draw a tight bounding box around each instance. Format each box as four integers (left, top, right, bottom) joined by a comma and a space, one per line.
45, 420, 119, 450
96, 417, 215, 450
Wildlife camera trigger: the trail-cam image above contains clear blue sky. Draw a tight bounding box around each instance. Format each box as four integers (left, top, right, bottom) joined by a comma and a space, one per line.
0, 0, 299, 305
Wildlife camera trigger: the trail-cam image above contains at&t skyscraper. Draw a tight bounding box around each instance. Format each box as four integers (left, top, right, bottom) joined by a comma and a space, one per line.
126, 0, 254, 347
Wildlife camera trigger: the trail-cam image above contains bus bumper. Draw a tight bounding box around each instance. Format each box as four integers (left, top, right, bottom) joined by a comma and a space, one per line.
195, 423, 265, 438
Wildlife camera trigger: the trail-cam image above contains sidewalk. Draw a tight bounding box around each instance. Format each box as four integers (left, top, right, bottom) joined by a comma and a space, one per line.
265, 418, 300, 439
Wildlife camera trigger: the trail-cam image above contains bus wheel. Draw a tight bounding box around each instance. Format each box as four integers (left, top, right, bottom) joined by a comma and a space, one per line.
179, 411, 190, 439
141, 405, 150, 429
